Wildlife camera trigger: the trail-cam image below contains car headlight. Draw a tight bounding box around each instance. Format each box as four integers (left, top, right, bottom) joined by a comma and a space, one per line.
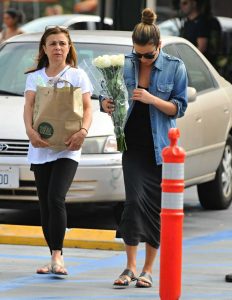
82, 136, 118, 154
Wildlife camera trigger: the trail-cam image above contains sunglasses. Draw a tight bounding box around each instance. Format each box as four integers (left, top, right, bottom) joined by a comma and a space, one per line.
45, 25, 69, 31
134, 49, 157, 60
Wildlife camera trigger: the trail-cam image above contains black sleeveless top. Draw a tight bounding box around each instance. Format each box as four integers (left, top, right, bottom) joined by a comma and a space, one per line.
124, 86, 154, 151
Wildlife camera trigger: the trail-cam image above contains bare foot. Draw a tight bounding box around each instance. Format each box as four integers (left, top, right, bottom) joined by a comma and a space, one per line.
113, 269, 136, 288
36, 263, 52, 274
51, 261, 68, 275
135, 272, 152, 288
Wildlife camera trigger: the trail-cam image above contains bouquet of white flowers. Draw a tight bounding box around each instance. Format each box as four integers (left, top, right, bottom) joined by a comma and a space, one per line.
92, 54, 128, 152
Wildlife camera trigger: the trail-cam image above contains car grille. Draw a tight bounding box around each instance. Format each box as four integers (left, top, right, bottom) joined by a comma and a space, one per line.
0, 180, 38, 201
0, 180, 97, 202
0, 139, 29, 156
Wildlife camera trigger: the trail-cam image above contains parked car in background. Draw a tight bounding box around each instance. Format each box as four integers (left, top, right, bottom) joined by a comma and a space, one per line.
159, 16, 232, 83
20, 14, 113, 32
155, 6, 177, 23
0, 31, 232, 213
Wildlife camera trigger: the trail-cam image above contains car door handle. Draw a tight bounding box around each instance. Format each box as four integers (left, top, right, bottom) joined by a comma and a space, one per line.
224, 107, 229, 114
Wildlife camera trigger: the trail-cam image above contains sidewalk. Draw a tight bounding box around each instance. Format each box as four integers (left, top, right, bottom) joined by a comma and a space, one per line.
1, 228, 232, 299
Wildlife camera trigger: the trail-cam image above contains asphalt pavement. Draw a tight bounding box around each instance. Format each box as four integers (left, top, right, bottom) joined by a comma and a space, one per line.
1, 187, 232, 299
1, 228, 232, 299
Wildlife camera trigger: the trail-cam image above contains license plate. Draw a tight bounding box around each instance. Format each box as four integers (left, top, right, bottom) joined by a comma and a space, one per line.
0, 166, 19, 189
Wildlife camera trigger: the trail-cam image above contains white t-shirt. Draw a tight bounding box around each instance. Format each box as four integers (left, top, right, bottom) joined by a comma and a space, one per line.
25, 66, 93, 164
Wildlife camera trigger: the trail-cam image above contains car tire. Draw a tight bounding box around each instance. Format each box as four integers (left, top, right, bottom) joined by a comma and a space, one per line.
197, 135, 232, 210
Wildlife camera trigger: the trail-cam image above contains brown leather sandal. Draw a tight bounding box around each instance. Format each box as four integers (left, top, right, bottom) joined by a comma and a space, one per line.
113, 268, 137, 289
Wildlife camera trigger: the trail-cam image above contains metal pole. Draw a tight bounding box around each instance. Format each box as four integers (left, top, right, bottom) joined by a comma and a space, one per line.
99, 0, 106, 30
113, 0, 119, 30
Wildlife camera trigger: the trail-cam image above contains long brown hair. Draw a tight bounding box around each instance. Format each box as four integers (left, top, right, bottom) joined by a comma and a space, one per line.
25, 26, 77, 74
132, 8, 160, 47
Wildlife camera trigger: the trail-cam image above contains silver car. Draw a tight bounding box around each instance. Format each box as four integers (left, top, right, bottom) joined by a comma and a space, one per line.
0, 31, 232, 212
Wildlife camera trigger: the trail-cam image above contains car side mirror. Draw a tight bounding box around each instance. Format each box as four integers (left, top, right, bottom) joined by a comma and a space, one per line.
187, 86, 197, 103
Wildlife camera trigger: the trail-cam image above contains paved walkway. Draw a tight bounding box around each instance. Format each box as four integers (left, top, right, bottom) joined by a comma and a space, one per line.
1, 229, 232, 299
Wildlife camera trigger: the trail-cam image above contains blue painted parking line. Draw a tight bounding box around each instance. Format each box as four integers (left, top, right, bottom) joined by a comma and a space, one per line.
0, 253, 96, 264
183, 230, 232, 247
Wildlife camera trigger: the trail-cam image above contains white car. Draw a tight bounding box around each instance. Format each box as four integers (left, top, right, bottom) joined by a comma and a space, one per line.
0, 30, 232, 212
20, 14, 113, 32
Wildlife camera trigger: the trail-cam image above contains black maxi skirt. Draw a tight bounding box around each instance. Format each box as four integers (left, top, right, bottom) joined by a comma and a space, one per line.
116, 148, 162, 249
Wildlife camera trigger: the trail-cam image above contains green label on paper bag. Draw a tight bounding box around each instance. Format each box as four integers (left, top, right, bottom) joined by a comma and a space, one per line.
38, 122, 54, 139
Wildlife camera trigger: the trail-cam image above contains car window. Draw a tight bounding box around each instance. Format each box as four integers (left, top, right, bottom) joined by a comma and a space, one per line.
95, 23, 113, 30
162, 44, 180, 57
69, 22, 91, 30
69, 22, 113, 30
0, 42, 131, 97
175, 43, 215, 92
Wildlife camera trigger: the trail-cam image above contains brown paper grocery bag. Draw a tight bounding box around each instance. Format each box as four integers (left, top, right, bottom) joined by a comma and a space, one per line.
33, 81, 83, 151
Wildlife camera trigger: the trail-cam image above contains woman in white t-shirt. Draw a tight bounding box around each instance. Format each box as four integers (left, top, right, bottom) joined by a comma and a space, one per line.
24, 26, 92, 276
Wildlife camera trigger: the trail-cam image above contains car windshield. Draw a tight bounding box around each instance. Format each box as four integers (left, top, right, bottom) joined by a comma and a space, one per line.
0, 42, 132, 97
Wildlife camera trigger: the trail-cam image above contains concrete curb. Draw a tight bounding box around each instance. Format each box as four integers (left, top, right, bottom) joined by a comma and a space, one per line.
0, 224, 125, 251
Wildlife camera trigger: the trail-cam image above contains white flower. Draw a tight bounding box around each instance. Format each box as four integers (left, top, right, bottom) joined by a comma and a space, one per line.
93, 55, 111, 68
116, 54, 124, 66
93, 54, 125, 68
110, 55, 119, 66
92, 56, 104, 68
110, 54, 124, 67
101, 55, 111, 68
92, 53, 128, 152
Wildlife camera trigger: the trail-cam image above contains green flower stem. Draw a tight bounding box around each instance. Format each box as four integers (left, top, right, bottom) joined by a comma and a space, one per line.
97, 65, 128, 152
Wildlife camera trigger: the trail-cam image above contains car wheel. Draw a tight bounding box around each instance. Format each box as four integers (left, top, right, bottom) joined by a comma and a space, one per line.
197, 135, 232, 210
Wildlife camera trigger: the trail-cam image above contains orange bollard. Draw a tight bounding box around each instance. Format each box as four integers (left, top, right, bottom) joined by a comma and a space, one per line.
159, 128, 186, 300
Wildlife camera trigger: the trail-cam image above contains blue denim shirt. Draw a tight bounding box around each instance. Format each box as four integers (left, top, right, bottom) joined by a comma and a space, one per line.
123, 50, 188, 165
100, 50, 188, 165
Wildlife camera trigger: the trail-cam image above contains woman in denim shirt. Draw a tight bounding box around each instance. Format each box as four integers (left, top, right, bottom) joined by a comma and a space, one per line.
102, 8, 188, 288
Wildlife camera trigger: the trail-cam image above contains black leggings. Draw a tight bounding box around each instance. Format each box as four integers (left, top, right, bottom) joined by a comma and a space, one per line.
32, 158, 78, 254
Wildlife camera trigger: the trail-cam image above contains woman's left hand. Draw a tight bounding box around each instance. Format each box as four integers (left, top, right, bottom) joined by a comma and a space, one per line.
132, 88, 154, 105
65, 129, 87, 151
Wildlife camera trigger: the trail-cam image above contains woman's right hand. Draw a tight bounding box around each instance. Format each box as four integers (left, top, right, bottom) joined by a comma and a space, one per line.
27, 128, 50, 148
102, 98, 115, 115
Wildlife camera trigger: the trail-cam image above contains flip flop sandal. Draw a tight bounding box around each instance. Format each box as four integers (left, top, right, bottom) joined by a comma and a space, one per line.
51, 263, 68, 276
135, 272, 153, 288
113, 268, 137, 289
36, 263, 52, 274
